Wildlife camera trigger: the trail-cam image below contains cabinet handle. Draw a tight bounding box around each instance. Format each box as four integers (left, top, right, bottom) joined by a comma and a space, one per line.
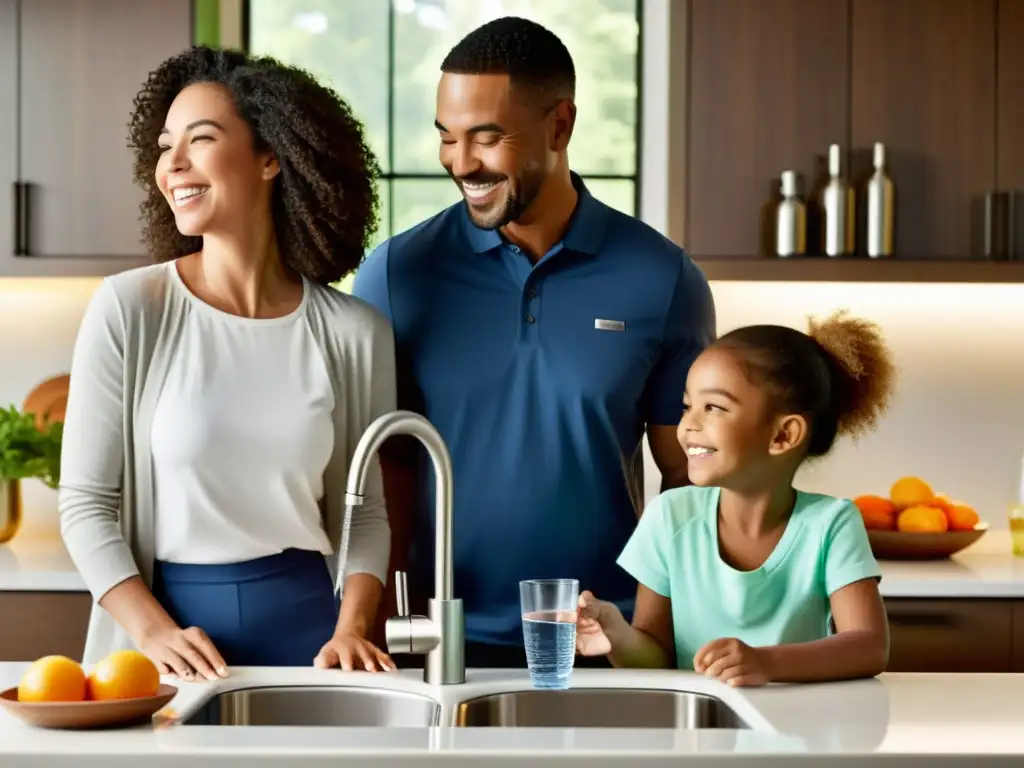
16, 182, 30, 256
11, 182, 22, 255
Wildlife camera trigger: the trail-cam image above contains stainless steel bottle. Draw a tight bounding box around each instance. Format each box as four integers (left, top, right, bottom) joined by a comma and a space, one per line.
866, 142, 895, 258
821, 144, 855, 256
775, 170, 806, 257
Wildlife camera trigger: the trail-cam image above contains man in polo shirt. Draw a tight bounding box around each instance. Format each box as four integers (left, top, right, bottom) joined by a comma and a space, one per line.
353, 16, 716, 668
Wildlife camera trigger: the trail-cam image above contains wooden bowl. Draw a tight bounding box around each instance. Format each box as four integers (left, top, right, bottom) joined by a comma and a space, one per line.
867, 525, 988, 560
21, 373, 70, 429
0, 684, 176, 729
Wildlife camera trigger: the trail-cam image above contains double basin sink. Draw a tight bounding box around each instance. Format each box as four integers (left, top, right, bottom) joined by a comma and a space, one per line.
181, 685, 749, 729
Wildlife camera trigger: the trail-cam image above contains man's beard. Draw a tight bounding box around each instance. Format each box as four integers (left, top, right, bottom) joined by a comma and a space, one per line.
457, 170, 545, 230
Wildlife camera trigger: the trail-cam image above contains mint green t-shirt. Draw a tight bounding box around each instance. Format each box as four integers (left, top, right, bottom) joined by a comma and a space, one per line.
616, 485, 882, 670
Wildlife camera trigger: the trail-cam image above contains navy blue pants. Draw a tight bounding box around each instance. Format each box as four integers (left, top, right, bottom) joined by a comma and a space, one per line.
151, 548, 339, 666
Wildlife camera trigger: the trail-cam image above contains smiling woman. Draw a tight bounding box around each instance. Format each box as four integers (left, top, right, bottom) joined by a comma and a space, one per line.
128, 46, 381, 283
156, 97, 266, 237
57, 46, 398, 681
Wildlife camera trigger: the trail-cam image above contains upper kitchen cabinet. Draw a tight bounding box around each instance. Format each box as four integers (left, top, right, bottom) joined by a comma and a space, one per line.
686, 0, 851, 258
850, 0, 996, 259
0, 1, 15, 273
998, 0, 1024, 191
0, 0, 191, 277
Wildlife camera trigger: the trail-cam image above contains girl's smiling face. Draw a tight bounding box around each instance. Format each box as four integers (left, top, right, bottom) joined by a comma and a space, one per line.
678, 347, 807, 489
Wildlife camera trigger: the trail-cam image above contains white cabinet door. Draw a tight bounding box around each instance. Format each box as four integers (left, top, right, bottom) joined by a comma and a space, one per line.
0, 0, 15, 265
17, 0, 190, 260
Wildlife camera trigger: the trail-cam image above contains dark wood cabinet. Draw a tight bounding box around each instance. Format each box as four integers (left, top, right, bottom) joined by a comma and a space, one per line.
1013, 602, 1024, 673
686, 0, 850, 258
0, 592, 92, 662
0, 0, 189, 277
884, 598, 1016, 673
850, 0, 997, 259
682, 0, 1024, 279
998, 0, 1024, 191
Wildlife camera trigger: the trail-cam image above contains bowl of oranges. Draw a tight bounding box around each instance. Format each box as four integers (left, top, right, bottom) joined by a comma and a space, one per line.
855, 476, 987, 560
0, 650, 176, 729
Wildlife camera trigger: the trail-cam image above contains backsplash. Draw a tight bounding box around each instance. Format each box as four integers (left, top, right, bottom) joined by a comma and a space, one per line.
697, 279, 1024, 531
3, 275, 1023, 529
0, 278, 99, 517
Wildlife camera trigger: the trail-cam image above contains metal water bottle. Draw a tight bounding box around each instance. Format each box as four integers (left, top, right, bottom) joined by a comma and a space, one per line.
866, 142, 895, 257
821, 144, 855, 256
775, 171, 806, 257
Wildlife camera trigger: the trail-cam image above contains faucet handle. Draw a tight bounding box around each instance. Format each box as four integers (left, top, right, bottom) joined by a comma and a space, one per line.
395, 570, 409, 616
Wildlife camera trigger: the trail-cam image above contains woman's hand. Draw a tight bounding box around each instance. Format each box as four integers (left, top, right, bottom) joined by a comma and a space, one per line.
314, 632, 395, 672
139, 624, 228, 682
97, 576, 227, 682
693, 637, 770, 687
575, 590, 628, 657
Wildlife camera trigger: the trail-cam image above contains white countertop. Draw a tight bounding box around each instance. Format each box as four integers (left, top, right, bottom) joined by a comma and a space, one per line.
0, 518, 85, 592
0, 663, 1023, 765
874, 530, 1024, 598
3, 521, 1024, 599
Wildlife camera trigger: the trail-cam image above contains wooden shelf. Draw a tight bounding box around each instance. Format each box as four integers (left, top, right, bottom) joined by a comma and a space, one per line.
694, 258, 1024, 284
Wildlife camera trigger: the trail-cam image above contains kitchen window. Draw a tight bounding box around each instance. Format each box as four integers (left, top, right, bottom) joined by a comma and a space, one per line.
246, 0, 643, 291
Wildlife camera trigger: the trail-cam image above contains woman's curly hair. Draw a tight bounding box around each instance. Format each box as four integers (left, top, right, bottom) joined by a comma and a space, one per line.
128, 45, 381, 285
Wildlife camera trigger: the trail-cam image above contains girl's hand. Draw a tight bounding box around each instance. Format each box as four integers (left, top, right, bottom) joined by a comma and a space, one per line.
314, 632, 395, 672
693, 637, 770, 687
575, 590, 627, 657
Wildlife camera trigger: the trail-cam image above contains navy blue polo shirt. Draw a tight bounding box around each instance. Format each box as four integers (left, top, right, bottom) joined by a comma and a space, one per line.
353, 174, 715, 647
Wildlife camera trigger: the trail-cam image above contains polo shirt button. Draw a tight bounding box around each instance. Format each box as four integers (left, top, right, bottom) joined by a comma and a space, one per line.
525, 314, 536, 323
510, 245, 521, 254
527, 289, 537, 299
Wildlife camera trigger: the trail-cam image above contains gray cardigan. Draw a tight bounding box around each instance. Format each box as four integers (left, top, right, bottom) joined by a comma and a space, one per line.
58, 263, 395, 665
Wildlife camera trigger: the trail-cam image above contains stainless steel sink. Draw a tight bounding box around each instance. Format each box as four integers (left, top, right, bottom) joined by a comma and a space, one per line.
453, 689, 748, 729
181, 686, 442, 727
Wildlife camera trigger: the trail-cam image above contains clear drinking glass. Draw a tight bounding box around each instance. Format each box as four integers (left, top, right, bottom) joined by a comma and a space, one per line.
520, 578, 579, 689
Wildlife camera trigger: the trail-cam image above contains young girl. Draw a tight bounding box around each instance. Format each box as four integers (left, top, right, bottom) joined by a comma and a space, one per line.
577, 310, 896, 686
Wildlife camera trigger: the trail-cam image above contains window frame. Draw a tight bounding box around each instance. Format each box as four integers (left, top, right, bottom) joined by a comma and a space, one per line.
242, 0, 645, 235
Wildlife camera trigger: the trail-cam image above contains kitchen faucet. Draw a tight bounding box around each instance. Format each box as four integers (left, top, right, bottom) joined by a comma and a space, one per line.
344, 410, 465, 685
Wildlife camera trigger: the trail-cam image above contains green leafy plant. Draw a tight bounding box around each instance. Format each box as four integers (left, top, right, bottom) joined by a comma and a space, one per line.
0, 405, 63, 489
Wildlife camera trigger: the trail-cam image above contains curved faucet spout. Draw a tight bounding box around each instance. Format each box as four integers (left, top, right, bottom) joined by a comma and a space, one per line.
345, 410, 463, 684
345, 410, 453, 602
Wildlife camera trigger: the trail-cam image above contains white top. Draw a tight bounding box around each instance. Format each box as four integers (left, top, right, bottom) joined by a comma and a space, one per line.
58, 262, 395, 664
149, 269, 335, 564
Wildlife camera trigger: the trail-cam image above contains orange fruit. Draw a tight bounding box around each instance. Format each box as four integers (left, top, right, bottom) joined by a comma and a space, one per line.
897, 504, 949, 533
946, 502, 980, 532
17, 655, 87, 703
862, 510, 896, 531
853, 495, 896, 530
890, 476, 934, 510
86, 650, 160, 701
928, 494, 955, 516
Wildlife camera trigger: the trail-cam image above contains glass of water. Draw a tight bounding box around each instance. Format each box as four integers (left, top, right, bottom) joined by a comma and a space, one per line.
520, 578, 579, 690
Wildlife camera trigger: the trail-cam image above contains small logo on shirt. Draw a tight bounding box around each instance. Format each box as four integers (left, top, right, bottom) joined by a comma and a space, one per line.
595, 319, 626, 332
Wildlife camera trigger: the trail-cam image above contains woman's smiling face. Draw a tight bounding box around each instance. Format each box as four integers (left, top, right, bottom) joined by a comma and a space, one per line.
155, 81, 278, 237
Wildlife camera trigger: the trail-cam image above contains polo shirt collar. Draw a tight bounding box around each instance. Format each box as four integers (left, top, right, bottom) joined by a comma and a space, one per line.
462, 171, 609, 257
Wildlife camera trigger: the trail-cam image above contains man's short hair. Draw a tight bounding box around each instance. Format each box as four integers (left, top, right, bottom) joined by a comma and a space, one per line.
441, 16, 576, 106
